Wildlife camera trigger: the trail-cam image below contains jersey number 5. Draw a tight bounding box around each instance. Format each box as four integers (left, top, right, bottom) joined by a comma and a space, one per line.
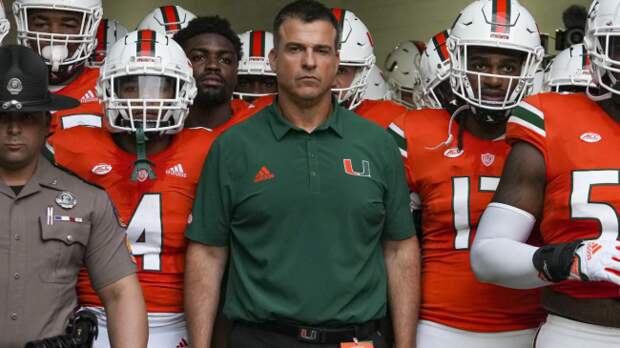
571, 170, 620, 240
126, 193, 163, 271
452, 176, 500, 249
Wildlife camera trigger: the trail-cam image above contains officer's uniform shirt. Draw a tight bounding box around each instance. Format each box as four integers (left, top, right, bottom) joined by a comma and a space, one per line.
0, 157, 136, 347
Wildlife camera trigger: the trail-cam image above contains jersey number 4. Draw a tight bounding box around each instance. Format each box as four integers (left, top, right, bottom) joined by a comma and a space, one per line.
571, 170, 620, 240
126, 193, 163, 271
452, 176, 500, 249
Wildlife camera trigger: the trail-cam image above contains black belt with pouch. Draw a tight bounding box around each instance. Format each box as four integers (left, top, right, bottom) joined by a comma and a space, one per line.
238, 319, 380, 344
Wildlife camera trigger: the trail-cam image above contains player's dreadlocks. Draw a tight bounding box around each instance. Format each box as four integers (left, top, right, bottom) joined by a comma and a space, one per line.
173, 16, 242, 61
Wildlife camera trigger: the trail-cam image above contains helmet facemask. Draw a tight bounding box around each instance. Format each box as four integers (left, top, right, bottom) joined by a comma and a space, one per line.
99, 58, 196, 135
449, 41, 543, 112
587, 32, 620, 95
333, 57, 375, 110
14, 2, 102, 72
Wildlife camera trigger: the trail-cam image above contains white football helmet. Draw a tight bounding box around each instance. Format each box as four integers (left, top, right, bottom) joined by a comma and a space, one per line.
13, 0, 103, 71
98, 30, 197, 134
420, 30, 453, 109
583, 0, 620, 96
384, 41, 424, 109
331, 8, 376, 110
87, 18, 128, 68
234, 30, 277, 100
448, 0, 544, 111
0, 2, 10, 45
136, 5, 196, 38
363, 65, 390, 100
544, 43, 594, 93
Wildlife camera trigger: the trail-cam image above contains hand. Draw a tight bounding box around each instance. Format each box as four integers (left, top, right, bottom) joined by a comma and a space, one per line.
569, 239, 620, 285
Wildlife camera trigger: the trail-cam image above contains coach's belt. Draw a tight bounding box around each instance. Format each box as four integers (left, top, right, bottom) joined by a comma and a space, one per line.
542, 287, 620, 328
237, 319, 380, 344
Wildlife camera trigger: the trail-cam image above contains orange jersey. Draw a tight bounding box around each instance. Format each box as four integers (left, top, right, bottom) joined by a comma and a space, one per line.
197, 98, 263, 136
47, 127, 216, 312
354, 99, 407, 128
50, 67, 104, 133
507, 93, 620, 299
389, 109, 545, 332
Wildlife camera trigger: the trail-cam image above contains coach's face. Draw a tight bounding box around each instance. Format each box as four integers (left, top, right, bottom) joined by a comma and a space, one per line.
269, 18, 339, 101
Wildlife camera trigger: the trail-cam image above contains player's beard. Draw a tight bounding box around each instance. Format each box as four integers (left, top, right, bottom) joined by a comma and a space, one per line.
194, 86, 230, 107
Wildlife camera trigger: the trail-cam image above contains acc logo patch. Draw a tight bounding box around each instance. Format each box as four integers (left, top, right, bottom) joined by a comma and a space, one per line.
56, 191, 78, 209
580, 132, 602, 143
481, 153, 495, 167
443, 147, 464, 158
91, 163, 112, 175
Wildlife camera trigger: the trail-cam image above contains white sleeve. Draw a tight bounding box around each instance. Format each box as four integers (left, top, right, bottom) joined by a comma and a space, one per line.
470, 202, 552, 289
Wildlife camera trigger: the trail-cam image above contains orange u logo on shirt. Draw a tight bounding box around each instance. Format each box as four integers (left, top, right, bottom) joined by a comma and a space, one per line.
343, 159, 371, 178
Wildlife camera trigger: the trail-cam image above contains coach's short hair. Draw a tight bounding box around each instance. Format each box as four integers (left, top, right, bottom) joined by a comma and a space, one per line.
272, 0, 340, 49
173, 16, 242, 61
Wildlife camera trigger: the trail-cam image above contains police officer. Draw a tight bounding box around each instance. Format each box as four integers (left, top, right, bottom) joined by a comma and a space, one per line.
0, 45, 148, 347
184, 1, 420, 347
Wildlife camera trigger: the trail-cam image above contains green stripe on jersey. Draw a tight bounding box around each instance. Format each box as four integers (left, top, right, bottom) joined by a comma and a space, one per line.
511, 103, 545, 132
387, 123, 407, 154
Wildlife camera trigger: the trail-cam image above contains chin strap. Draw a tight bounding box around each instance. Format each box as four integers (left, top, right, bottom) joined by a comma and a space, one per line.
425, 104, 470, 150
131, 128, 156, 182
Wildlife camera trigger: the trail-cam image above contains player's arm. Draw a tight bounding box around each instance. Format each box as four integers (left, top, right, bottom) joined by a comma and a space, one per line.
98, 274, 148, 348
472, 141, 620, 288
185, 242, 228, 348
470, 141, 551, 289
384, 236, 420, 348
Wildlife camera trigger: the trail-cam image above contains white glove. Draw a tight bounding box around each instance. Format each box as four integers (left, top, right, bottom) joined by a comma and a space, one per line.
569, 239, 620, 285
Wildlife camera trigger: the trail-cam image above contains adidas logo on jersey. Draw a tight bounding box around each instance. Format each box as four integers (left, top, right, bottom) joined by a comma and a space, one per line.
166, 164, 187, 178
254, 166, 275, 183
80, 89, 97, 103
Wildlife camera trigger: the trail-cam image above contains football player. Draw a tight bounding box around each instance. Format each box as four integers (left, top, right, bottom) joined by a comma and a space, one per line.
331, 8, 407, 128
544, 43, 596, 93
137, 5, 196, 38
419, 30, 455, 109
87, 18, 128, 68
46, 29, 216, 348
13, 0, 104, 132
173, 16, 258, 133
471, 0, 620, 346
389, 1, 546, 347
384, 40, 424, 109
234, 30, 278, 103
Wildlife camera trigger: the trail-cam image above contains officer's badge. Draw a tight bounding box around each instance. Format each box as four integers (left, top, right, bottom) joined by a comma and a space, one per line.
56, 191, 78, 209
7, 78, 22, 95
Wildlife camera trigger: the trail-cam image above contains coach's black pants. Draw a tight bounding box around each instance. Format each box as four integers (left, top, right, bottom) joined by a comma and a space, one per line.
229, 321, 388, 348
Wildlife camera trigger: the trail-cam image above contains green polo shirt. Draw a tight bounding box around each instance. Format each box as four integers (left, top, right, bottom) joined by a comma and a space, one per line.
186, 100, 414, 325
